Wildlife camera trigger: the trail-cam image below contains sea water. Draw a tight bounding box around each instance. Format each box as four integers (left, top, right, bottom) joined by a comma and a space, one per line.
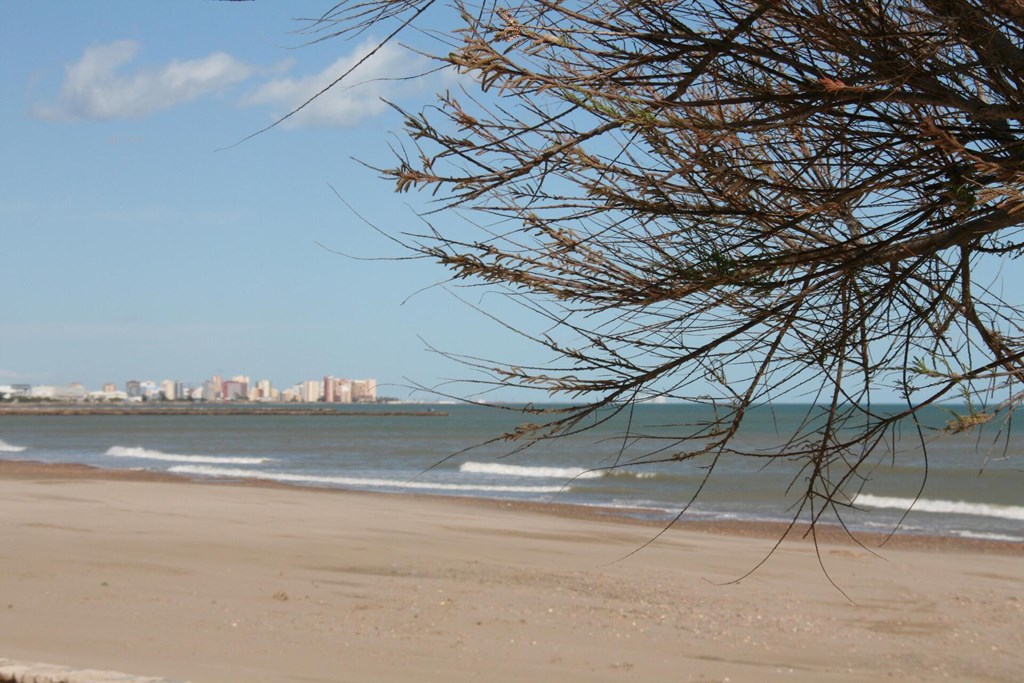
0, 403, 1020, 542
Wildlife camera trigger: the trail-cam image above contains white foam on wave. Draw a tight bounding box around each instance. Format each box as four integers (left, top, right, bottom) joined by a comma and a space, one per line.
611, 470, 659, 479
106, 446, 271, 466
949, 530, 1023, 543
460, 462, 660, 480
460, 461, 603, 480
854, 494, 1024, 521
0, 439, 26, 453
169, 464, 565, 494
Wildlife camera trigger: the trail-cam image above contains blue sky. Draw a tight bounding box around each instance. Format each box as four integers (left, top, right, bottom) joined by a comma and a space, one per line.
0, 1, 544, 399
3, 2, 1019, 406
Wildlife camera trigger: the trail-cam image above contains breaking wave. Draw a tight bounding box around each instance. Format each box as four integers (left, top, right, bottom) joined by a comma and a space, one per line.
0, 439, 26, 453
949, 530, 1024, 543
169, 465, 565, 494
854, 494, 1024, 521
106, 446, 271, 465
460, 462, 660, 480
459, 462, 604, 479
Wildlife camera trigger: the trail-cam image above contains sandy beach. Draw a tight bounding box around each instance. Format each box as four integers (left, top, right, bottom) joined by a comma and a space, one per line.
0, 461, 1020, 683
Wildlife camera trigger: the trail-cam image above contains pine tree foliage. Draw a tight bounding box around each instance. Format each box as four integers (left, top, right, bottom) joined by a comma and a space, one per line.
304, 0, 1024, 532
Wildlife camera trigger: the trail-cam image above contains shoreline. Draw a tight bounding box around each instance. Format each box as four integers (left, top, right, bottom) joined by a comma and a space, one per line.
1, 458, 1021, 682
0, 404, 447, 417
3, 458, 1018, 556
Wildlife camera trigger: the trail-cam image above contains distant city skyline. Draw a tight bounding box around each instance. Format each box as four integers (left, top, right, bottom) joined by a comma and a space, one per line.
2, 371, 379, 403
0, 1, 540, 405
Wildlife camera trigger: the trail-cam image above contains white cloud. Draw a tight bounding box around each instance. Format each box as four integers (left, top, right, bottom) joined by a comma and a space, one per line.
34, 40, 256, 121
242, 39, 434, 128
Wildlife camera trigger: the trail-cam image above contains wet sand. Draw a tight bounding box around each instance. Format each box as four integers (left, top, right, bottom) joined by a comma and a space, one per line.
0, 460, 1020, 682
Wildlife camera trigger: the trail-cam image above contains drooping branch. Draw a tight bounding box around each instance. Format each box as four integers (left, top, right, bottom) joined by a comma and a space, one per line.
303, 0, 1024, 536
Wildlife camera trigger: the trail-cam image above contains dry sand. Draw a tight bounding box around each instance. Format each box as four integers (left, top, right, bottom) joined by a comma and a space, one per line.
0, 461, 1020, 683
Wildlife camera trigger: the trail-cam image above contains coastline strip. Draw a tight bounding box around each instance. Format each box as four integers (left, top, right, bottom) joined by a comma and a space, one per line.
2, 458, 1018, 555
0, 406, 447, 417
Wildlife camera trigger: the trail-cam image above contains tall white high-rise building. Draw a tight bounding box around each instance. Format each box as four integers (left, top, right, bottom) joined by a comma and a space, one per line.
256, 379, 273, 401
160, 379, 176, 401
301, 380, 323, 403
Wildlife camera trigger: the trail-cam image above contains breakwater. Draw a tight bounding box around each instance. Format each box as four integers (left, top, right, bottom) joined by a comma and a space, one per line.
0, 404, 447, 417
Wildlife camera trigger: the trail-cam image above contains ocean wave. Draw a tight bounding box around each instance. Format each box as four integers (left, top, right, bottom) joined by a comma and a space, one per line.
459, 461, 661, 480
854, 493, 1024, 521
106, 446, 271, 465
460, 462, 604, 480
611, 470, 660, 479
949, 530, 1023, 543
0, 439, 26, 453
169, 465, 565, 494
